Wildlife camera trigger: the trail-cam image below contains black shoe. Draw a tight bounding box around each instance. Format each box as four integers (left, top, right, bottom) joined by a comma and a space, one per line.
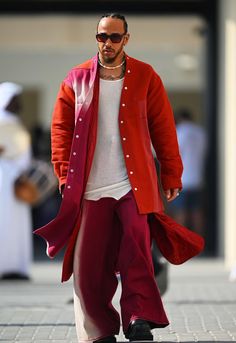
125, 319, 153, 341
94, 335, 116, 342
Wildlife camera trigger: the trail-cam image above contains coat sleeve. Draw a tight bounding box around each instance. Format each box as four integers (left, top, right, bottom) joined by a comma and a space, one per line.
147, 69, 183, 191
51, 80, 75, 191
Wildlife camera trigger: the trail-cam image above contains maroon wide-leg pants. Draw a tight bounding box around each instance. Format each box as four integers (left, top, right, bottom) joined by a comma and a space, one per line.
73, 190, 169, 342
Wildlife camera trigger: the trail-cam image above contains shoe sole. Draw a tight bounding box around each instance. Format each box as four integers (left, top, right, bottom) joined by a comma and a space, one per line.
128, 337, 153, 342
129, 341, 153, 342
93, 336, 116, 343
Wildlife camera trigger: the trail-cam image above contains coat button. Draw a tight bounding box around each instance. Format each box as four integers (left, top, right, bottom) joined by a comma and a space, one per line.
122, 104, 126, 107
67, 185, 71, 189
130, 171, 134, 175
122, 137, 126, 141
124, 86, 128, 90
134, 187, 138, 191
79, 117, 82, 121
76, 135, 79, 138
120, 120, 124, 124
70, 169, 74, 173
126, 154, 130, 158
73, 152, 77, 156
127, 70, 131, 73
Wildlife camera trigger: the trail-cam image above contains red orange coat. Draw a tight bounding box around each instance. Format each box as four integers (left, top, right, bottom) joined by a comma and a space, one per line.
34, 54, 204, 282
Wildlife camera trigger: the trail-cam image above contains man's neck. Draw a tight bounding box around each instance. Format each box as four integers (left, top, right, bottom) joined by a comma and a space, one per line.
99, 63, 126, 80
98, 53, 126, 80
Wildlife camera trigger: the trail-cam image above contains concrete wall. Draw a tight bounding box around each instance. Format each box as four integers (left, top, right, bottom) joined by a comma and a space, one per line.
0, 15, 206, 128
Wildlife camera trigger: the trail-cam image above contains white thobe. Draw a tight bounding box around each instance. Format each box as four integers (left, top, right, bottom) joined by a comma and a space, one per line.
0, 110, 32, 277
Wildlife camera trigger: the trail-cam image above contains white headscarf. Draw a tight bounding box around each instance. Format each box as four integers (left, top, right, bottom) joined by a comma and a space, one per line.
0, 82, 29, 159
0, 82, 23, 111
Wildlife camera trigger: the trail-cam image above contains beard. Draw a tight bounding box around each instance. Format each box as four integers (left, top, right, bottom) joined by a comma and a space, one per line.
99, 44, 124, 64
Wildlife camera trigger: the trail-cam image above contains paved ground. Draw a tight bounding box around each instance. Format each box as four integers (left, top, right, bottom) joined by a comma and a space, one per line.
0, 258, 236, 342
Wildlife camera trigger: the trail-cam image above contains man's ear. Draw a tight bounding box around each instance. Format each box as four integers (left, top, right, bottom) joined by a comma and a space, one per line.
124, 33, 130, 46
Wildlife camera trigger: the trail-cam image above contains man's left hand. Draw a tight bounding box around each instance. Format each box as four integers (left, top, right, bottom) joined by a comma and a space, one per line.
164, 188, 180, 202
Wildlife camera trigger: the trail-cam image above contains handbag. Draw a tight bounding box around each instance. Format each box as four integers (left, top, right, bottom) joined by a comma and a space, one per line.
15, 175, 40, 205
14, 160, 58, 206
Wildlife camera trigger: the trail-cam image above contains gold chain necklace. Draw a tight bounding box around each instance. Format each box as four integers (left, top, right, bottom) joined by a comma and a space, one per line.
98, 58, 125, 70
100, 63, 126, 80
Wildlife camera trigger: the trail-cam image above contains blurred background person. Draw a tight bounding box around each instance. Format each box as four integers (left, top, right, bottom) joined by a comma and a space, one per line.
169, 108, 207, 237
0, 82, 32, 280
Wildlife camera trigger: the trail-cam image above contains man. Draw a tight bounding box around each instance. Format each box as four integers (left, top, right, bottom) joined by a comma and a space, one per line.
171, 109, 207, 236
0, 82, 32, 280
35, 13, 204, 342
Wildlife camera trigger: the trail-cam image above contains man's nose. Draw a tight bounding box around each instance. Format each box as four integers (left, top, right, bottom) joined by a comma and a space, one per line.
104, 39, 112, 46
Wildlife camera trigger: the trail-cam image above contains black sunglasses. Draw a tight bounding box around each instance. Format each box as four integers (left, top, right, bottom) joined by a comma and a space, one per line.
96, 32, 126, 43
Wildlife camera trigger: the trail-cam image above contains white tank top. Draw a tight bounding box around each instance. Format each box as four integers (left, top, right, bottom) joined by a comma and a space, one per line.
84, 78, 131, 200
